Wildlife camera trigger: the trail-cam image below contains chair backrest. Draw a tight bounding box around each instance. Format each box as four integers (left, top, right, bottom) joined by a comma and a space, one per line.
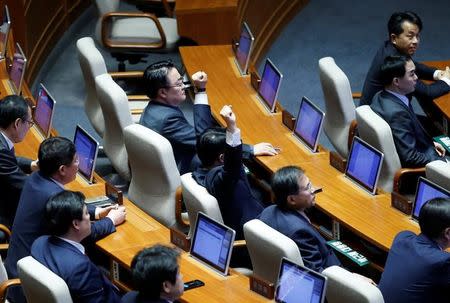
356, 105, 401, 192
426, 160, 450, 191
180, 173, 223, 238
318, 56, 356, 157
95, 73, 133, 181
76, 37, 107, 137
322, 266, 384, 303
124, 124, 180, 227
243, 219, 302, 284
17, 256, 73, 303
0, 255, 8, 285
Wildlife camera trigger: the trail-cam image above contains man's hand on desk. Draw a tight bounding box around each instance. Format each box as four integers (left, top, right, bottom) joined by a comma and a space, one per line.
100, 205, 127, 226
436, 66, 450, 82
434, 142, 446, 157
253, 142, 279, 156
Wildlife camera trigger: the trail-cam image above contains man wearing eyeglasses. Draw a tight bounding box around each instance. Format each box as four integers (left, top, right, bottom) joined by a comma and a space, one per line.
0, 95, 38, 228
140, 61, 277, 175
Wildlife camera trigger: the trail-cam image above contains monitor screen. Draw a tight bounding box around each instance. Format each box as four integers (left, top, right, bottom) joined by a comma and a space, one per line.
9, 43, 27, 95
257, 58, 283, 113
73, 125, 99, 184
235, 22, 255, 75
275, 258, 327, 303
293, 97, 325, 152
345, 137, 384, 194
190, 212, 235, 276
0, 5, 10, 59
412, 177, 450, 220
33, 83, 56, 138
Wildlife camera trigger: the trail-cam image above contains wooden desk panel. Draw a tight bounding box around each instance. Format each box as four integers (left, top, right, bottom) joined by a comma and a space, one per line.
423, 60, 450, 125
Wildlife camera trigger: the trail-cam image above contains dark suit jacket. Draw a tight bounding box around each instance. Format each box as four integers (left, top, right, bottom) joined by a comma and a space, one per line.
6, 171, 115, 280
121, 291, 171, 303
193, 143, 264, 240
360, 41, 450, 106
379, 231, 450, 303
0, 134, 32, 227
259, 205, 341, 272
32, 236, 121, 303
370, 90, 442, 167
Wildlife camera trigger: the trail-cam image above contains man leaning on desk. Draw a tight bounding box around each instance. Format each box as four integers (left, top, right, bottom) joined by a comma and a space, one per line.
360, 11, 450, 109
139, 60, 276, 175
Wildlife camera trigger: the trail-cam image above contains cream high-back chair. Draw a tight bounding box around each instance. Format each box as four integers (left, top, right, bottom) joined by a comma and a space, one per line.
243, 219, 302, 284
95, 73, 133, 181
124, 124, 181, 227
17, 256, 73, 303
319, 56, 356, 158
180, 172, 223, 237
323, 266, 384, 303
425, 160, 450, 191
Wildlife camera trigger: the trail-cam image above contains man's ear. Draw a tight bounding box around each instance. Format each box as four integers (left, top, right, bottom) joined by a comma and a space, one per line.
159, 87, 168, 99
443, 227, 450, 241
13, 117, 21, 129
218, 153, 224, 164
72, 219, 80, 231
162, 280, 172, 294
392, 77, 400, 87
390, 33, 397, 44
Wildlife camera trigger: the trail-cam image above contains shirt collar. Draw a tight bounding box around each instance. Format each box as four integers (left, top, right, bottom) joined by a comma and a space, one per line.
50, 177, 65, 189
385, 89, 409, 107
0, 131, 14, 150
57, 236, 85, 254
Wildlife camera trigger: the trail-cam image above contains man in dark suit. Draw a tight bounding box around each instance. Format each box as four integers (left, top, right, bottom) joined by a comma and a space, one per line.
32, 190, 122, 303
193, 105, 272, 240
259, 166, 341, 272
122, 245, 183, 303
379, 197, 450, 302
0, 95, 38, 227
370, 55, 445, 167
361, 11, 450, 107
6, 137, 126, 303
139, 60, 276, 174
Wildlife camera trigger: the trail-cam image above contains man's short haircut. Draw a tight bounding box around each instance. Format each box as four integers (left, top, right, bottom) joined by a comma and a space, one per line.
388, 11, 422, 36
197, 127, 226, 168
144, 60, 176, 99
0, 95, 30, 129
46, 190, 85, 236
131, 245, 180, 299
419, 197, 450, 240
38, 137, 76, 177
271, 165, 305, 208
380, 55, 411, 86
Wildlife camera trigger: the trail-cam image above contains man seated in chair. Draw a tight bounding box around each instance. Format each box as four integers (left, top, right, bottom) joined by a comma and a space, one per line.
379, 197, 450, 302
31, 190, 122, 303
0, 95, 39, 227
259, 166, 341, 272
140, 60, 276, 174
6, 137, 126, 303
370, 55, 446, 167
122, 245, 184, 303
193, 105, 275, 240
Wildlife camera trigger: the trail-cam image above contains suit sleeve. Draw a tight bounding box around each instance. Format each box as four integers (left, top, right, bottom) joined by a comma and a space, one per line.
389, 110, 441, 167
85, 218, 115, 243
16, 156, 32, 174
207, 144, 243, 195
291, 228, 327, 272
413, 61, 450, 99
0, 150, 28, 191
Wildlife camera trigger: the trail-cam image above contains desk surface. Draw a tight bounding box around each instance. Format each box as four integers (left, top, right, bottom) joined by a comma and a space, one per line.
180, 45, 420, 252
424, 60, 450, 122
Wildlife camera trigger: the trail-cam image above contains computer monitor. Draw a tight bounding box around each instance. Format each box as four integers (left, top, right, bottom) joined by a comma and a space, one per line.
33, 83, 56, 139
0, 5, 11, 59
257, 58, 283, 113
293, 97, 325, 153
275, 257, 327, 303
345, 136, 384, 195
73, 125, 99, 184
411, 177, 450, 220
235, 22, 255, 75
8, 43, 27, 95
190, 212, 236, 276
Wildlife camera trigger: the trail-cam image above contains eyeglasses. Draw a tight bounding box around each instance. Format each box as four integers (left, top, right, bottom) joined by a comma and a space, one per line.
21, 118, 34, 127
165, 81, 185, 89
299, 182, 322, 194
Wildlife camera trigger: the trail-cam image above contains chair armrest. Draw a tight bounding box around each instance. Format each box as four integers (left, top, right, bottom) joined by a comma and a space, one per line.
233, 240, 246, 248
0, 278, 21, 303
0, 224, 11, 238
101, 12, 166, 50
393, 167, 426, 193
347, 119, 358, 152
128, 95, 150, 102
109, 71, 144, 79
176, 187, 190, 228
352, 92, 362, 99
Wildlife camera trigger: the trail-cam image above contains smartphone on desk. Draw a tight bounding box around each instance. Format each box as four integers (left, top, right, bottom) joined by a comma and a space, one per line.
184, 279, 205, 291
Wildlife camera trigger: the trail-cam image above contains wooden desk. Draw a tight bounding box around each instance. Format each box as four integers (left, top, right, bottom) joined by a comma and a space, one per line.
179, 45, 420, 266
175, 0, 238, 45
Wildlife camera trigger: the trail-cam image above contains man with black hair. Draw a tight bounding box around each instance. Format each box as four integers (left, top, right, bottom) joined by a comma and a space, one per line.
379, 197, 450, 302
259, 166, 341, 272
32, 190, 122, 303
193, 105, 267, 239
370, 55, 445, 167
122, 245, 183, 303
0, 95, 38, 226
6, 137, 126, 303
361, 11, 450, 106
140, 61, 276, 174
